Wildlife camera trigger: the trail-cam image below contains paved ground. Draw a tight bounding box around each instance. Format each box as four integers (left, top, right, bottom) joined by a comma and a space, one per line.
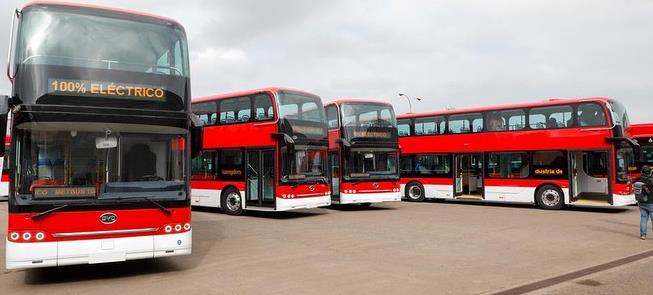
1, 200, 652, 294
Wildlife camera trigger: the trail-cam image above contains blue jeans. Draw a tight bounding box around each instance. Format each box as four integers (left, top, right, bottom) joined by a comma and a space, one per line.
640, 203, 653, 237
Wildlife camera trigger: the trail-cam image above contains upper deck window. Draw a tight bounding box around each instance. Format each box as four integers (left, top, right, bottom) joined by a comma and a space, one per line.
448, 113, 483, 134
340, 103, 397, 128
277, 92, 325, 123
577, 103, 607, 127
397, 119, 411, 136
415, 116, 445, 135
15, 5, 189, 76
326, 106, 339, 129
529, 105, 573, 129
487, 110, 526, 131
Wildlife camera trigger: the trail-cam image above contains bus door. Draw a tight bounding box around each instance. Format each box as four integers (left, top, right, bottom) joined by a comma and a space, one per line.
246, 149, 275, 208
454, 153, 484, 199
569, 150, 610, 204
329, 151, 340, 201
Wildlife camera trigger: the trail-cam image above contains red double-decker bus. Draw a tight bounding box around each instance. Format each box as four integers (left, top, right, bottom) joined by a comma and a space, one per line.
5, 2, 199, 269
324, 99, 401, 205
630, 123, 653, 172
191, 87, 330, 215
398, 97, 636, 209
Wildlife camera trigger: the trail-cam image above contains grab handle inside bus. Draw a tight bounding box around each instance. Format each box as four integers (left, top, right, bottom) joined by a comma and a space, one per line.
0, 95, 8, 156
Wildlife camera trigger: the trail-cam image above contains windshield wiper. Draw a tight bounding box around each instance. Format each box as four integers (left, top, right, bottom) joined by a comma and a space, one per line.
31, 204, 69, 220
141, 197, 172, 215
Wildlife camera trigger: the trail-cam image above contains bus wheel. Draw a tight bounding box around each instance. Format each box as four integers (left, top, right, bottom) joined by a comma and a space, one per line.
221, 188, 243, 216
536, 185, 564, 210
405, 182, 425, 202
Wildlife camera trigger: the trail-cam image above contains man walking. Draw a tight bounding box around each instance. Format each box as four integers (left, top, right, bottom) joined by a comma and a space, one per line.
636, 165, 653, 240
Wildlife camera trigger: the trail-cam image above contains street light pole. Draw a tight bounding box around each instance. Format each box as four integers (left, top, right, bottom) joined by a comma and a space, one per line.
398, 93, 413, 113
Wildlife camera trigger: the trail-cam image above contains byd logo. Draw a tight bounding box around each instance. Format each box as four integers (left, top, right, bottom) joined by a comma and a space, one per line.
100, 213, 117, 224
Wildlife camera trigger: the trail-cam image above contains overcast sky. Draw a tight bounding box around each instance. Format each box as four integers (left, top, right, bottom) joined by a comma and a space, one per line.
0, 0, 651, 121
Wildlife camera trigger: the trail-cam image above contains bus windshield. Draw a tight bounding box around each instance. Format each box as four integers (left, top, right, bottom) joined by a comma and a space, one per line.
341, 103, 396, 128
345, 149, 398, 180
15, 5, 189, 76
277, 92, 325, 123
14, 122, 187, 202
280, 145, 327, 182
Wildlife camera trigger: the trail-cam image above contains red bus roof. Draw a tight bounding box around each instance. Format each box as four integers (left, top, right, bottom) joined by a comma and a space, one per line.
325, 98, 394, 107
193, 87, 320, 103
21, 1, 183, 27
630, 123, 653, 138
397, 97, 612, 119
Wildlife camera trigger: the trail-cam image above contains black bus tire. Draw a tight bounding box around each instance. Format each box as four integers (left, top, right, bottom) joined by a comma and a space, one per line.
535, 185, 564, 210
405, 182, 425, 202
221, 187, 244, 216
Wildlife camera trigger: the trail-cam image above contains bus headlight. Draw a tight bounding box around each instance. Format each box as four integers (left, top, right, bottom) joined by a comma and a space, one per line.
35, 232, 45, 241
164, 225, 173, 233
9, 232, 19, 241
183, 223, 191, 231
22, 232, 32, 240
174, 224, 182, 232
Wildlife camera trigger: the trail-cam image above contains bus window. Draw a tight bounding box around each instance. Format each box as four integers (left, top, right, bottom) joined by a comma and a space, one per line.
448, 113, 483, 134
532, 151, 567, 179
253, 94, 274, 121
191, 151, 216, 180
219, 96, 251, 124
616, 147, 634, 183
415, 117, 435, 135
529, 105, 573, 129
326, 106, 339, 129
487, 152, 530, 178
400, 155, 413, 175
488, 109, 526, 131
415, 154, 451, 176
397, 119, 411, 136
219, 149, 244, 179
584, 151, 608, 178
577, 103, 607, 127
192, 101, 217, 125
643, 147, 653, 166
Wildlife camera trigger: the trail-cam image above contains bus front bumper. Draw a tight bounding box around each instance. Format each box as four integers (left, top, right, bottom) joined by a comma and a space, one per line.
337, 192, 402, 204
275, 195, 331, 211
5, 230, 192, 270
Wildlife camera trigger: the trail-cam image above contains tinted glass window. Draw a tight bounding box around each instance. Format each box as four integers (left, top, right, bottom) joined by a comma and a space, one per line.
219, 149, 244, 178
449, 113, 483, 133
253, 94, 274, 121
643, 147, 653, 166
415, 154, 451, 176
532, 151, 567, 179
192, 102, 217, 126
487, 153, 530, 178
529, 105, 574, 129
326, 106, 339, 129
584, 151, 608, 178
487, 110, 526, 131
577, 103, 607, 127
400, 155, 413, 174
415, 116, 446, 135
191, 151, 215, 180
219, 96, 251, 124
616, 147, 635, 183
398, 119, 411, 136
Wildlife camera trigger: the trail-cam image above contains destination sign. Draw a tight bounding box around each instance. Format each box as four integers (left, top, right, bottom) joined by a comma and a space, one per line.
222, 169, 242, 176
353, 130, 391, 139
33, 186, 96, 199
292, 126, 325, 136
48, 78, 166, 101
533, 168, 564, 176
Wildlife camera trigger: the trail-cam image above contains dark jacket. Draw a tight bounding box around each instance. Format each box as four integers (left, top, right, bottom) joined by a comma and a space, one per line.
636, 173, 653, 203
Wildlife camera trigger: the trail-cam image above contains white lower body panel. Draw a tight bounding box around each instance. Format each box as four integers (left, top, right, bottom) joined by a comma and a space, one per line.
336, 192, 401, 204
401, 183, 453, 199
275, 195, 331, 211
6, 231, 192, 270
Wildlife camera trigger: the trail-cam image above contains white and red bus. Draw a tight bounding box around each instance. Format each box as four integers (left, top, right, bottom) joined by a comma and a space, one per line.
630, 123, 653, 172
5, 2, 199, 269
191, 87, 330, 215
324, 99, 401, 205
397, 97, 636, 209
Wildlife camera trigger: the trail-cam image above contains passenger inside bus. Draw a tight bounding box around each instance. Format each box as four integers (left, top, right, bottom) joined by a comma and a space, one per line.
487, 113, 505, 131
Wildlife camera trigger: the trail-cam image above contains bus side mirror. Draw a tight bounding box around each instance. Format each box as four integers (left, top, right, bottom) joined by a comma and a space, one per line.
190, 114, 203, 158
0, 95, 8, 157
